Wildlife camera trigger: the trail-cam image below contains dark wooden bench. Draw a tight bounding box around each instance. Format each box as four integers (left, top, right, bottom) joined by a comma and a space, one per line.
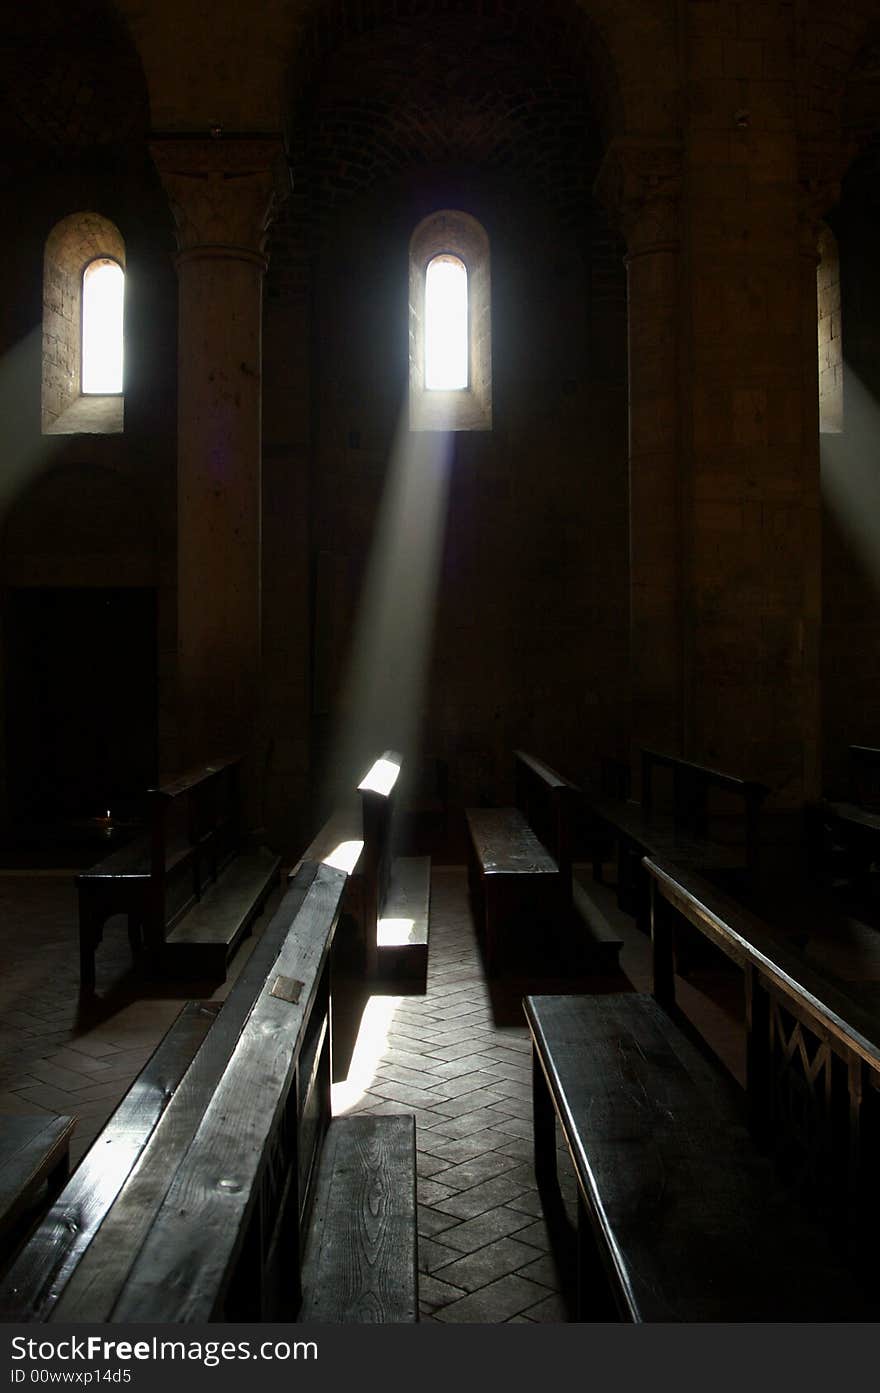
76, 755, 280, 988
808, 747, 880, 904
465, 803, 559, 974
516, 750, 623, 971
587, 747, 768, 932
0, 1117, 75, 1268
525, 989, 876, 1320
5, 859, 418, 1324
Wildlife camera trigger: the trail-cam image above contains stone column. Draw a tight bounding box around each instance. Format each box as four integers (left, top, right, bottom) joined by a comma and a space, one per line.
596, 140, 684, 790
150, 136, 282, 809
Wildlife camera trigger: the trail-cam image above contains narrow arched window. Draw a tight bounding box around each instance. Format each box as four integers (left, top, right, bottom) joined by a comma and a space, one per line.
409, 211, 491, 432
82, 258, 124, 395
425, 255, 468, 390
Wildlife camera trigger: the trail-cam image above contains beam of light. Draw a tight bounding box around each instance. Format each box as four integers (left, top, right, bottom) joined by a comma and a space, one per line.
358, 755, 401, 797
322, 839, 364, 875
331, 992, 402, 1114
322, 401, 454, 817
425, 254, 468, 390
820, 366, 880, 601
82, 259, 124, 394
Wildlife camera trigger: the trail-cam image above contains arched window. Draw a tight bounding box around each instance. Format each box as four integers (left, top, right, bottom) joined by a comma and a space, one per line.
409, 210, 492, 432
425, 254, 468, 390
42, 212, 125, 435
82, 259, 124, 395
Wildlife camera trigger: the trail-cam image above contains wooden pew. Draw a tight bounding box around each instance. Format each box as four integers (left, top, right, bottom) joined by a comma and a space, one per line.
76, 755, 280, 988
5, 860, 418, 1323
524, 853, 880, 1320
586, 747, 768, 932
808, 745, 880, 905
514, 750, 623, 970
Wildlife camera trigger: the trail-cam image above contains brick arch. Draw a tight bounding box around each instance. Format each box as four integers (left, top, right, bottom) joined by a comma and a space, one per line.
272, 0, 656, 291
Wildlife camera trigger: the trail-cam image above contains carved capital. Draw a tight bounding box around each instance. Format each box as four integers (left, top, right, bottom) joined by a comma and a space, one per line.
594, 138, 682, 256
149, 136, 287, 268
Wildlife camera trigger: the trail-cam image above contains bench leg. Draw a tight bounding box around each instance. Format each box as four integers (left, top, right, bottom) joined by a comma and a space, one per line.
575, 1192, 619, 1322
532, 1050, 558, 1200
484, 878, 497, 975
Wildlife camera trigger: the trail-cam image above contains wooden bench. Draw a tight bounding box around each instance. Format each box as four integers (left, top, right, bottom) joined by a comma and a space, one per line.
76, 755, 280, 988
5, 858, 418, 1324
0, 1117, 75, 1268
587, 747, 768, 932
525, 990, 876, 1321
465, 804, 559, 975
514, 749, 623, 971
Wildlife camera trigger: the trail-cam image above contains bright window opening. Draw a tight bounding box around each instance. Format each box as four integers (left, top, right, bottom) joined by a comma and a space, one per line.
82, 259, 124, 395
425, 254, 468, 390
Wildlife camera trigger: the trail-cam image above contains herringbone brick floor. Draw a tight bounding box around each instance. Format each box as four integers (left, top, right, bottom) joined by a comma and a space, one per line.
0, 861, 738, 1322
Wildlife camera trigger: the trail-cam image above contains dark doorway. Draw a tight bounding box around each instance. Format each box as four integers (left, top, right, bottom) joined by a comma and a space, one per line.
5, 588, 158, 838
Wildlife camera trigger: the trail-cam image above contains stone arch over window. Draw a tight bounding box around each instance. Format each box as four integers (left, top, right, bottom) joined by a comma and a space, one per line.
42, 212, 125, 435
818, 223, 843, 434
409, 210, 491, 433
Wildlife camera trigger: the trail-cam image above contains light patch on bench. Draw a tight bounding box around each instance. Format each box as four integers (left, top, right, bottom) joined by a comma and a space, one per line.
358, 757, 401, 797
322, 839, 364, 875
377, 916, 415, 946
331, 994, 402, 1115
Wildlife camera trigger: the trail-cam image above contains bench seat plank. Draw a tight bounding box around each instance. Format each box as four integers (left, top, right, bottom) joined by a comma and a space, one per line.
298, 1115, 417, 1323
48, 865, 324, 1323
525, 992, 875, 1322
377, 855, 431, 985
466, 807, 558, 876
0, 1117, 75, 1255
0, 1002, 217, 1321
162, 845, 281, 977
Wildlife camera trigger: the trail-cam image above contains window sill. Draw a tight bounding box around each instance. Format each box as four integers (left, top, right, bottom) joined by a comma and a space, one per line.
44, 396, 124, 436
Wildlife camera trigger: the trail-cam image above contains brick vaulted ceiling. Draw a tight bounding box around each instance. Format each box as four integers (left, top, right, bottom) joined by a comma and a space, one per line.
270, 0, 620, 291
0, 0, 148, 170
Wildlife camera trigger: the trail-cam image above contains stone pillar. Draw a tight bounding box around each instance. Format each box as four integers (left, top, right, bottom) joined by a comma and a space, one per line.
150, 136, 282, 810
596, 140, 684, 789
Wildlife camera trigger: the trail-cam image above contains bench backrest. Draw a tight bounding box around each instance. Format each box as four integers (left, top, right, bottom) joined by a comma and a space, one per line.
645, 852, 880, 1254
358, 751, 402, 975
4, 860, 346, 1324
148, 755, 242, 943
640, 747, 767, 868
513, 749, 579, 886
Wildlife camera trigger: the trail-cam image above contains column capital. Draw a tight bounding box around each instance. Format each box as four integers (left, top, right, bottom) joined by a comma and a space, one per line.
149, 135, 288, 268
594, 137, 682, 256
